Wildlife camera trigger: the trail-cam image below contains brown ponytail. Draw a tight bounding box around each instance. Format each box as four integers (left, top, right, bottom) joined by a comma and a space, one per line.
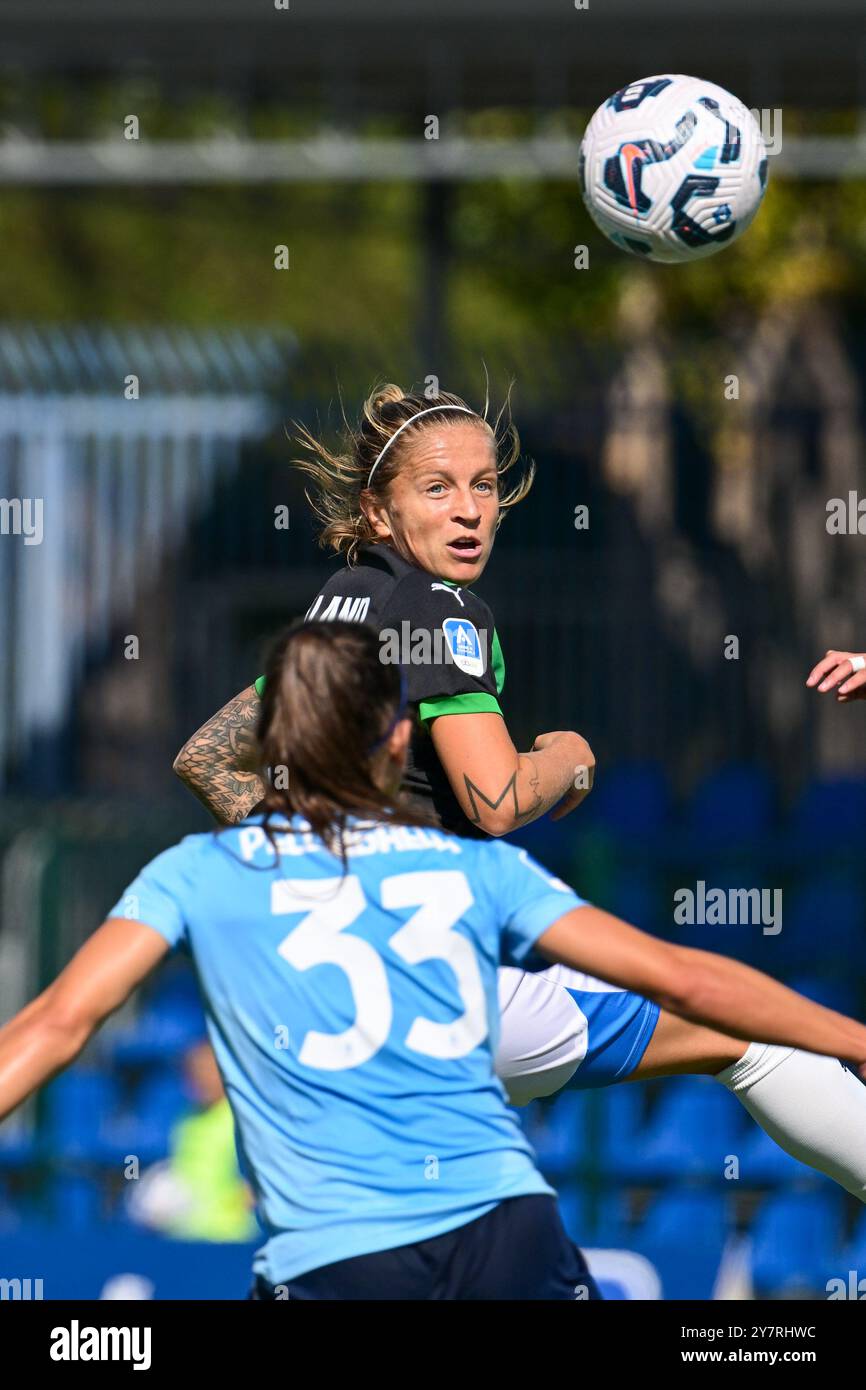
255, 619, 442, 872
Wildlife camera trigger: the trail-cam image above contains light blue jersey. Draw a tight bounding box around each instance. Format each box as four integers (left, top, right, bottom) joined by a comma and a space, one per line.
108, 813, 588, 1283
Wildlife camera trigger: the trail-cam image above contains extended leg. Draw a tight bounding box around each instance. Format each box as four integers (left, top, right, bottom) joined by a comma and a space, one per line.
631, 1011, 866, 1201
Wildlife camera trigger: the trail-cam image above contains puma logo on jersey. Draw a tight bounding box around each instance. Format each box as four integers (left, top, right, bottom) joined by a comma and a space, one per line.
306, 594, 371, 623
431, 583, 465, 607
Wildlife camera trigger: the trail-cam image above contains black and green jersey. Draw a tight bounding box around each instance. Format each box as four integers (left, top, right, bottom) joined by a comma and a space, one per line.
254, 541, 505, 838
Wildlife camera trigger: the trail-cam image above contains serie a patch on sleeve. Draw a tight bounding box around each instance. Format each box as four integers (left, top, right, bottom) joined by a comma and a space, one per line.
442, 617, 486, 676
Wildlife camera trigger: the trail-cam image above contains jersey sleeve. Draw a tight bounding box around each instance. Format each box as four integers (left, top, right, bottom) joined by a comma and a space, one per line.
478, 839, 590, 971
379, 571, 503, 727
254, 577, 506, 723
105, 837, 204, 951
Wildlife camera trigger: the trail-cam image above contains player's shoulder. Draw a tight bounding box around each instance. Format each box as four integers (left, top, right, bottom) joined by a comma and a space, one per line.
304, 544, 401, 622
143, 831, 219, 881
144, 828, 234, 884
379, 560, 504, 701
384, 565, 496, 634
114, 834, 215, 926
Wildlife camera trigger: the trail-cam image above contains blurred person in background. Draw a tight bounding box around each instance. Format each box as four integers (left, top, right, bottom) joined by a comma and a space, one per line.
127, 1039, 257, 1243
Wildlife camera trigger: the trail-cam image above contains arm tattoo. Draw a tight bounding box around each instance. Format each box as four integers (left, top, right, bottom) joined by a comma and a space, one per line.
462, 754, 543, 827
173, 687, 267, 826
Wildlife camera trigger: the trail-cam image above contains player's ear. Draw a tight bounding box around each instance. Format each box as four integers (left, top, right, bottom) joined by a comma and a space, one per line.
359, 489, 392, 540
373, 716, 412, 796
386, 716, 413, 762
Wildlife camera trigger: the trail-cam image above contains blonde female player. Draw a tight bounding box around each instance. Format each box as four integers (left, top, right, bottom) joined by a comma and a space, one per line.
174, 384, 866, 1199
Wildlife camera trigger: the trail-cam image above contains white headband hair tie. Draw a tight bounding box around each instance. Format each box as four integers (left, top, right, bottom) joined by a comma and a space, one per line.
366, 405, 477, 487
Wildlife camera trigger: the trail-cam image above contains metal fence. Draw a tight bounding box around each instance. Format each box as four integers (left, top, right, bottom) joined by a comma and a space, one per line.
0, 325, 297, 793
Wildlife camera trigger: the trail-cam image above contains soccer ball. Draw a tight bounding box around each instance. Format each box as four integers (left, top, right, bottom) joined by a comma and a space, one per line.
579, 74, 768, 264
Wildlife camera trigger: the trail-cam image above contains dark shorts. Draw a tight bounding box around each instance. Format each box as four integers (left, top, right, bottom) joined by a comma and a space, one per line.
249, 1194, 602, 1301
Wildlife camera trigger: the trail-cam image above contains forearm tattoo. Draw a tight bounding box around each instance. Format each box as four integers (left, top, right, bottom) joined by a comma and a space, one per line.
173, 688, 266, 826
462, 754, 543, 827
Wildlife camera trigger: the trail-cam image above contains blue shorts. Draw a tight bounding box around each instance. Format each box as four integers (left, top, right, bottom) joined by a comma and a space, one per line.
248, 1194, 602, 1300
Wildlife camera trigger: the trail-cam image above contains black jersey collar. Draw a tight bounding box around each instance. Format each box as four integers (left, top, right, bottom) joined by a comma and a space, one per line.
357, 539, 471, 595
356, 540, 419, 580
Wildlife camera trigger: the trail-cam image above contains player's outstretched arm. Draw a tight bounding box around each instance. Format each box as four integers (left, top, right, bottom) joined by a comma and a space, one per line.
431, 713, 594, 837
0, 919, 170, 1122
172, 684, 267, 825
807, 648, 866, 701
537, 908, 866, 1078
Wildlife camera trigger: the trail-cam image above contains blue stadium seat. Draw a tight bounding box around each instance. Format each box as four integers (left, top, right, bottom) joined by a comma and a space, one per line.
582, 762, 671, 840
52, 1172, 105, 1229
86, 1069, 192, 1171
0, 1176, 21, 1231
523, 1091, 592, 1178
613, 1078, 745, 1182
603, 872, 661, 932
630, 1190, 731, 1299
554, 1184, 590, 1244
829, 1206, 866, 1297
598, 1081, 644, 1174
0, 1126, 37, 1170
45, 1065, 181, 1170
773, 875, 864, 975
149, 965, 201, 1009
639, 1189, 730, 1246
787, 778, 866, 851
750, 1191, 844, 1296
685, 764, 775, 845
46, 1069, 122, 1162
110, 1001, 206, 1066
785, 974, 862, 1017
736, 1123, 827, 1187
668, 866, 774, 969
508, 817, 573, 878
96, 1114, 173, 1170
591, 1189, 634, 1247
134, 1071, 191, 1136
844, 1204, 866, 1259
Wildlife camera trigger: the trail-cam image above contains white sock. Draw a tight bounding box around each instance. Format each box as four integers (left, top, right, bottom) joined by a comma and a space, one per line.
715, 1042, 866, 1202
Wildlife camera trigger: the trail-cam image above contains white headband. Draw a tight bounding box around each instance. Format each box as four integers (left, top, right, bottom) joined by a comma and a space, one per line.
366, 405, 477, 487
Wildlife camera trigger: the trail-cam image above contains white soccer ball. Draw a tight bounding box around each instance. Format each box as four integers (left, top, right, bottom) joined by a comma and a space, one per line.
579, 74, 768, 263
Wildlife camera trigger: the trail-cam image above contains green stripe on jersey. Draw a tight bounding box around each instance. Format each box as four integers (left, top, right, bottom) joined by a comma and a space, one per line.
417, 691, 503, 727
491, 629, 505, 695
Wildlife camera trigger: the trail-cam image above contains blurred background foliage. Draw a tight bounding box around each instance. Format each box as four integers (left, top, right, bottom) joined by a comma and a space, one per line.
1, 89, 866, 410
